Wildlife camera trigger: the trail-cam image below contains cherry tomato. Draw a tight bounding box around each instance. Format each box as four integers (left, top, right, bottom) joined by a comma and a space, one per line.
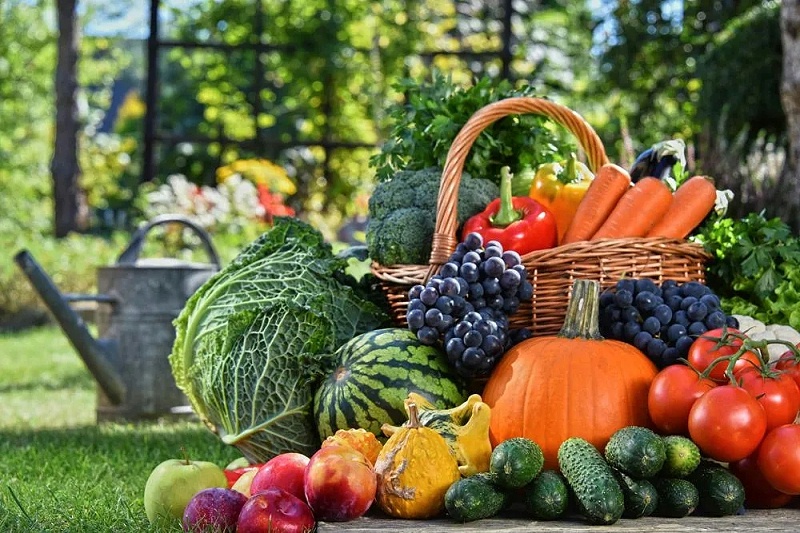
757, 424, 800, 495
687, 328, 761, 382
775, 350, 800, 392
647, 364, 716, 435
688, 384, 767, 462
738, 368, 800, 432
729, 453, 794, 508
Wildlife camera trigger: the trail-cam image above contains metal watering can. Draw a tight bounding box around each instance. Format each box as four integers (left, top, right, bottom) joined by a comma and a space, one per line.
14, 214, 221, 422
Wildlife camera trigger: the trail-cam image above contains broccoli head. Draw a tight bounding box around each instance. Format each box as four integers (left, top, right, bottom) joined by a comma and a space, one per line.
367, 208, 434, 266
367, 167, 498, 265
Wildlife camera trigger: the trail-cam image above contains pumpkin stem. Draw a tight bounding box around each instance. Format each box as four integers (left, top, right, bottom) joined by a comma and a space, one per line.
407, 402, 420, 429
558, 279, 604, 340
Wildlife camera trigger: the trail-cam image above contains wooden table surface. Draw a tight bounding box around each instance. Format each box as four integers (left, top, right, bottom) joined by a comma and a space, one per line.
319, 507, 800, 532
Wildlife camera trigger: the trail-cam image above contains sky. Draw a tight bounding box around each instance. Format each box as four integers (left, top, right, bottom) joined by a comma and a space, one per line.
82, 0, 203, 39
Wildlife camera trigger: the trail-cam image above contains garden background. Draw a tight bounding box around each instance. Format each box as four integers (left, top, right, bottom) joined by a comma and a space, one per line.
0, 0, 797, 530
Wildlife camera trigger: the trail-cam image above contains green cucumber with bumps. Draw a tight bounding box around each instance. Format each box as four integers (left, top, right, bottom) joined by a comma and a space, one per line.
523, 470, 569, 520
444, 472, 508, 522
558, 437, 624, 525
604, 426, 666, 478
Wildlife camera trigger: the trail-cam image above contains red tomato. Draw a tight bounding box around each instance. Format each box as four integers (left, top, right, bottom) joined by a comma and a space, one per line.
738, 368, 800, 432
687, 328, 761, 382
729, 453, 795, 508
775, 351, 800, 392
757, 424, 800, 495
688, 385, 767, 462
647, 364, 716, 435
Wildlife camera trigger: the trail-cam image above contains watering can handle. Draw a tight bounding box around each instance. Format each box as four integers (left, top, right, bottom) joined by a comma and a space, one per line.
116, 214, 222, 268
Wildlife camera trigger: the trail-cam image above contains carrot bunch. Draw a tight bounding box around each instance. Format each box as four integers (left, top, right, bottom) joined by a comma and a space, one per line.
561, 164, 718, 244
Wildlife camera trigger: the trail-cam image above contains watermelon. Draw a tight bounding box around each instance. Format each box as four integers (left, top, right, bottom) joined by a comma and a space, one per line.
313, 328, 468, 440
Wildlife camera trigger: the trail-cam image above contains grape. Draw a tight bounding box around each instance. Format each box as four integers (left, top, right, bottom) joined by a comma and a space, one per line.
661, 279, 679, 291
666, 294, 683, 311
482, 278, 501, 295
636, 278, 661, 297
621, 306, 642, 323
483, 245, 503, 259
474, 319, 494, 337
456, 277, 469, 297
500, 269, 521, 290
463, 232, 483, 250
408, 298, 425, 313
615, 289, 634, 307
420, 287, 439, 306
699, 293, 721, 311
653, 304, 673, 325
446, 337, 466, 357
667, 323, 687, 343
518, 280, 533, 300
509, 328, 533, 346
679, 296, 698, 311
439, 262, 459, 279
600, 290, 615, 308
453, 320, 471, 338
463, 251, 482, 264
463, 330, 483, 348
646, 338, 667, 359
503, 296, 521, 314
481, 335, 503, 356
675, 335, 694, 355
487, 294, 504, 310
616, 279, 636, 294
486, 240, 503, 249
407, 308, 425, 330
661, 347, 681, 365
462, 347, 485, 369
642, 316, 661, 335
635, 291, 659, 313
726, 315, 740, 329
483, 256, 506, 278
408, 284, 424, 300
633, 331, 653, 351
416, 326, 439, 345
705, 310, 726, 330
502, 250, 522, 268
439, 278, 460, 297
438, 314, 454, 332
673, 310, 690, 327
686, 302, 708, 322
435, 296, 454, 315
688, 321, 708, 336
623, 321, 642, 342
681, 281, 709, 299
468, 282, 484, 299
610, 321, 625, 340
425, 308, 443, 327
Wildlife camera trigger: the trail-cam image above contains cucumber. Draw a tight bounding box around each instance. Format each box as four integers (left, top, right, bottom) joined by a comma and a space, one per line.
558, 437, 624, 525
688, 461, 745, 517
660, 435, 701, 478
444, 473, 507, 522
604, 426, 666, 478
523, 470, 569, 521
613, 469, 659, 518
490, 437, 544, 489
652, 477, 700, 518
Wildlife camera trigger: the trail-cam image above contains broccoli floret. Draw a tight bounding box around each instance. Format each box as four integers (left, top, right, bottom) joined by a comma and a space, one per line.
367, 167, 498, 265
367, 208, 434, 266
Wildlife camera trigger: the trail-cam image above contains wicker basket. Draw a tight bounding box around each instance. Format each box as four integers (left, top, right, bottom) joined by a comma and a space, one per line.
371, 97, 711, 337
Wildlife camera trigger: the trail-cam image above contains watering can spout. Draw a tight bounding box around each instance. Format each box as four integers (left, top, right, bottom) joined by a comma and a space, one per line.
13, 249, 126, 406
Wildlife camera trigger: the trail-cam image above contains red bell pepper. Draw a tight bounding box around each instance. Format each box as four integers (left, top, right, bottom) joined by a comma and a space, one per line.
462, 166, 557, 255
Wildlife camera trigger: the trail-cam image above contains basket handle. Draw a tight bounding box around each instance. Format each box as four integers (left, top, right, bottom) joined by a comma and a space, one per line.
429, 97, 609, 267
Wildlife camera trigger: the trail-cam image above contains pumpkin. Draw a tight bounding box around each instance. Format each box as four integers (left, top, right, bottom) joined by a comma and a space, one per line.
482, 278, 658, 470
382, 393, 492, 476
374, 402, 461, 519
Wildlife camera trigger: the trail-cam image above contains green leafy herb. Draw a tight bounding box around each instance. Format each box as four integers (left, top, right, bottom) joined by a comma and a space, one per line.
370, 70, 573, 184
694, 212, 800, 329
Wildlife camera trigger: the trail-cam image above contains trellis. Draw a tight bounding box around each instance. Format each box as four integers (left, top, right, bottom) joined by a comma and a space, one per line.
142, 0, 517, 184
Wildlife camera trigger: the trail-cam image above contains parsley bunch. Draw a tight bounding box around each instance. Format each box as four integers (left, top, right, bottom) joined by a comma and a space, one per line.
370, 71, 573, 184
694, 212, 800, 329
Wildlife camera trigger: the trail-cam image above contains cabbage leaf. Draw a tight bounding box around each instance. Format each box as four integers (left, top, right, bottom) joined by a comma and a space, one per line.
170, 217, 389, 461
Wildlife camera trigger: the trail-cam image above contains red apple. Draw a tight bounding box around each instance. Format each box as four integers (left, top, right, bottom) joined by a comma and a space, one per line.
236, 488, 315, 533
250, 452, 310, 501
303, 445, 376, 522
182, 487, 247, 532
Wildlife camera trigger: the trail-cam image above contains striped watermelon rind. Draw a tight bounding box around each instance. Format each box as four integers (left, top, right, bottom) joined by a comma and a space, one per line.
313, 328, 468, 440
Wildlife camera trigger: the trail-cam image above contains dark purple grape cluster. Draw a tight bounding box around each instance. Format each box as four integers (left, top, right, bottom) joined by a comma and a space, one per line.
599, 279, 739, 368
406, 232, 533, 378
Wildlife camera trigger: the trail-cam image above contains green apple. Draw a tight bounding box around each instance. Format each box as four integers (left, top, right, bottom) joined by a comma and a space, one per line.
143, 458, 228, 526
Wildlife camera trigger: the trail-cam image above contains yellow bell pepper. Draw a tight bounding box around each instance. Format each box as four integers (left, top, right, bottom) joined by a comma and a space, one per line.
528, 153, 594, 244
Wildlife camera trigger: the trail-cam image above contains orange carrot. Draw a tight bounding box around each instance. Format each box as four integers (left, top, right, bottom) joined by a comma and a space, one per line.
646, 175, 718, 239
590, 177, 673, 240
561, 164, 632, 244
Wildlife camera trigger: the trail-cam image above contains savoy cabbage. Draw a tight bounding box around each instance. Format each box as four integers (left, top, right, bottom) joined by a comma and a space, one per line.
170, 217, 389, 461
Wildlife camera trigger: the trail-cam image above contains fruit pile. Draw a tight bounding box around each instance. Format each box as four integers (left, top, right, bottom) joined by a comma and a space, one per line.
407, 232, 533, 378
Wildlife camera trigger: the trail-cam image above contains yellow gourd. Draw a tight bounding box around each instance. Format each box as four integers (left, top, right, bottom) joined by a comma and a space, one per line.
374, 402, 461, 519
382, 393, 492, 476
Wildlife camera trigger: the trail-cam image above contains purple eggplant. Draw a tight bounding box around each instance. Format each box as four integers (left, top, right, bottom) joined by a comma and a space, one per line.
629, 139, 686, 183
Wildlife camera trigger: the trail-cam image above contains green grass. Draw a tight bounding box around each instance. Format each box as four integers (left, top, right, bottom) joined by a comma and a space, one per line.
0, 326, 241, 532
